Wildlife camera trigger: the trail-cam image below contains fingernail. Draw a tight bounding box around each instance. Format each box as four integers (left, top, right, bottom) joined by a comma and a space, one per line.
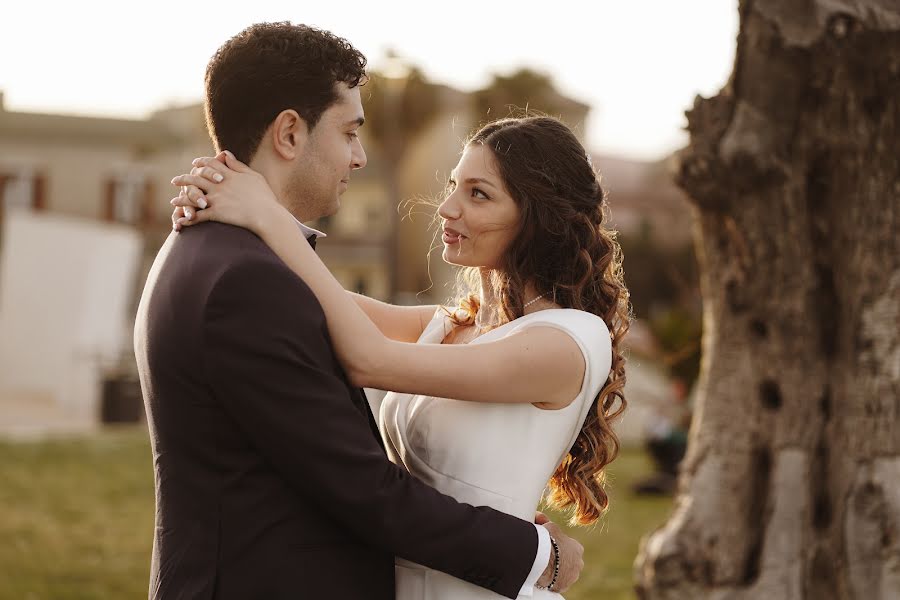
170, 198, 177, 205
184, 210, 192, 220
192, 158, 200, 166
213, 173, 224, 183
198, 197, 208, 209
170, 177, 178, 184
225, 150, 235, 159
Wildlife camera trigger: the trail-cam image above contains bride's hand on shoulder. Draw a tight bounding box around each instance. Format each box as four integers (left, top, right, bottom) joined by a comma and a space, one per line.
169, 151, 282, 234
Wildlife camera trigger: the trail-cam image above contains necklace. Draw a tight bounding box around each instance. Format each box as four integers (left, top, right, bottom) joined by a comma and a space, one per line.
523, 293, 547, 309
474, 294, 547, 330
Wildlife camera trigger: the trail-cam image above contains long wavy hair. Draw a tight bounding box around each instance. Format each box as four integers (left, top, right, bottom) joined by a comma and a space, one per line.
446, 116, 631, 526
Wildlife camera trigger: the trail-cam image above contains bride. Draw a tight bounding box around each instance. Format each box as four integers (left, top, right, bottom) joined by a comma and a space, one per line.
171, 115, 630, 598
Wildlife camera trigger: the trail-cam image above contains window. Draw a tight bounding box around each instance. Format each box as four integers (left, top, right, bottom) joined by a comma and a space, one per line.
366, 206, 382, 227
105, 173, 153, 225
353, 275, 369, 296
0, 168, 45, 214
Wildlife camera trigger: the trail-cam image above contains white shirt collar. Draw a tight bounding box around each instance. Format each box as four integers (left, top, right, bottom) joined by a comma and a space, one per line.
293, 217, 327, 240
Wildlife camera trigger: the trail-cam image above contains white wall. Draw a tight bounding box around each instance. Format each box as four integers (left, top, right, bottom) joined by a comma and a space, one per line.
0, 210, 142, 435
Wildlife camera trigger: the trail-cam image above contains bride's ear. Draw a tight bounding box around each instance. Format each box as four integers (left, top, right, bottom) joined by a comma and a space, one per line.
270, 109, 309, 161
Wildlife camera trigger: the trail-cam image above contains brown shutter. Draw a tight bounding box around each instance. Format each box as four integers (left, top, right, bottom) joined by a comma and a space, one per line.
0, 173, 7, 226
104, 179, 117, 222
33, 173, 46, 211
142, 179, 155, 226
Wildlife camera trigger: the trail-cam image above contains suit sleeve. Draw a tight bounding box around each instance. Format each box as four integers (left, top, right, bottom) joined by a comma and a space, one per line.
202, 258, 538, 598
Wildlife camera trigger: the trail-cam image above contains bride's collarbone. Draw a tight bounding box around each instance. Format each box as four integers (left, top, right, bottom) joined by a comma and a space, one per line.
441, 324, 482, 345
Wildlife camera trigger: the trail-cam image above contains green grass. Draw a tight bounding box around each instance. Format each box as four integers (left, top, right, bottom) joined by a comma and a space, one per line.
0, 427, 155, 599
0, 427, 672, 599
539, 449, 674, 600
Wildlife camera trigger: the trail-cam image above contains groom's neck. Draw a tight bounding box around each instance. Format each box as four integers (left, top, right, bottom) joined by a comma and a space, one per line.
247, 155, 283, 198
246, 156, 311, 222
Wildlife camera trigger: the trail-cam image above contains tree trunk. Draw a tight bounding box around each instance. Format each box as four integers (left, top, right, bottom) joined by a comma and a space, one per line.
633, 1, 900, 599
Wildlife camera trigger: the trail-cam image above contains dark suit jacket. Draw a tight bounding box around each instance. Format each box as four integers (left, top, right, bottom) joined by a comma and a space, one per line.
133, 222, 537, 599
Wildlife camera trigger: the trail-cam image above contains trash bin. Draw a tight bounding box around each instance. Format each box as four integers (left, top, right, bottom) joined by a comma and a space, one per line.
101, 376, 144, 423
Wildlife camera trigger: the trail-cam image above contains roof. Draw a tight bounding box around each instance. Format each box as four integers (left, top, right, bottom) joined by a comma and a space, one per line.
0, 107, 185, 148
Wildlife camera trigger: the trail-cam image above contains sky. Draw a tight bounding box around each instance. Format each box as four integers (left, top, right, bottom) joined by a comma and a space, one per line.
1, 1, 738, 161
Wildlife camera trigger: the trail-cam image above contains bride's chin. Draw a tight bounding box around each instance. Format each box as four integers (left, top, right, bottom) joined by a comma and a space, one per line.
441, 249, 468, 267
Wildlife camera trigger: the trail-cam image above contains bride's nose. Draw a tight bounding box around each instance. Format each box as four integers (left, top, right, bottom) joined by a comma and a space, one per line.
437, 194, 461, 221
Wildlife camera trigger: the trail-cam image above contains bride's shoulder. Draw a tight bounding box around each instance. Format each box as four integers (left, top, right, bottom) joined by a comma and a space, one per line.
524, 308, 610, 335
415, 305, 459, 341
516, 309, 612, 364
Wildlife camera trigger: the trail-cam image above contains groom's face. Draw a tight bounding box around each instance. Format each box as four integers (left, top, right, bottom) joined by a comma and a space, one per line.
287, 83, 367, 220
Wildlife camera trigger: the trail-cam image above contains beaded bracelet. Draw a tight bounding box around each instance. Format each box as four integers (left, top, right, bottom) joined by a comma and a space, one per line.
535, 534, 560, 591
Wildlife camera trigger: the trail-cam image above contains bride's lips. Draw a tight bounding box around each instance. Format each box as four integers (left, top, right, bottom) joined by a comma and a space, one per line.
442, 227, 466, 245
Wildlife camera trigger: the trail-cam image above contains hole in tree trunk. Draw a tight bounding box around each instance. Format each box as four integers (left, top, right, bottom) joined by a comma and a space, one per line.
813, 265, 840, 357
808, 547, 839, 600
805, 154, 840, 358
759, 379, 782, 411
726, 278, 750, 314
819, 385, 832, 421
862, 94, 887, 122
743, 446, 772, 585
811, 440, 833, 530
749, 318, 768, 338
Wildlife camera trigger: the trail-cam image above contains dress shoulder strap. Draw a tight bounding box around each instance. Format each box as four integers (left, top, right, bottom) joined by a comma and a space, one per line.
506, 309, 613, 392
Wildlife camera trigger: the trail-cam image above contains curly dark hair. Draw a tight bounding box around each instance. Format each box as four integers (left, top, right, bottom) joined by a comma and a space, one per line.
449, 116, 631, 526
204, 22, 367, 162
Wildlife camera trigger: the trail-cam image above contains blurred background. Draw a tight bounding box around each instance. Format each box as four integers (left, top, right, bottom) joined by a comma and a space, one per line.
0, 2, 737, 598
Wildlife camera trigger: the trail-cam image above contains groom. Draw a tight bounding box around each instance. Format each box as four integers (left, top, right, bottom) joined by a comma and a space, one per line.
134, 22, 583, 599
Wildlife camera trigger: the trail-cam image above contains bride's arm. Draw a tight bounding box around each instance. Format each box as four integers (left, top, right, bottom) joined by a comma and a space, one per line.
349, 292, 440, 343
172, 154, 586, 409
173, 155, 438, 344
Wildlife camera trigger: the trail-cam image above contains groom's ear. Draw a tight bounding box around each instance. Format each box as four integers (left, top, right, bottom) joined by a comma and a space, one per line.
270, 109, 309, 161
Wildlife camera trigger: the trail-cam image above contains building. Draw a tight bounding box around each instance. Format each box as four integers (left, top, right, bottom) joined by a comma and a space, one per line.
0, 91, 392, 305
0, 79, 590, 310
593, 153, 695, 249
1, 81, 693, 444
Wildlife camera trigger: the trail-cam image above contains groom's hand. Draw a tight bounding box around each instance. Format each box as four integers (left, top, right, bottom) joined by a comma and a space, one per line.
537, 521, 584, 593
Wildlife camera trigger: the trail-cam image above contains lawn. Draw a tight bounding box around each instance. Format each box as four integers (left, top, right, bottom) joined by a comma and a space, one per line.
0, 427, 672, 599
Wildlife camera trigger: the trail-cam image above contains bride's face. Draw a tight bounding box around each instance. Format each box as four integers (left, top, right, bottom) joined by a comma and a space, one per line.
437, 145, 520, 269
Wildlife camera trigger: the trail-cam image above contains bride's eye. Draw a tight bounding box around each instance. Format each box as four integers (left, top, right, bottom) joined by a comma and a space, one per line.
471, 187, 490, 200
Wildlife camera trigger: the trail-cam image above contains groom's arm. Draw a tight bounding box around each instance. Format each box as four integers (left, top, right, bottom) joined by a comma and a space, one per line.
203, 257, 543, 599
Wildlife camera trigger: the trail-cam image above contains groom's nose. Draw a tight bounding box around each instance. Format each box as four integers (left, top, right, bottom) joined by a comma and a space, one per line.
351, 139, 367, 170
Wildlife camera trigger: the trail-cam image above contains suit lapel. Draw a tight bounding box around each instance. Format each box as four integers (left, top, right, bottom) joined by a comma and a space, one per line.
352, 388, 386, 453
307, 234, 383, 453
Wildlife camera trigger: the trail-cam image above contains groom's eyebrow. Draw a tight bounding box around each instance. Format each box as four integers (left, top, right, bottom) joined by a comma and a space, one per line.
345, 117, 365, 127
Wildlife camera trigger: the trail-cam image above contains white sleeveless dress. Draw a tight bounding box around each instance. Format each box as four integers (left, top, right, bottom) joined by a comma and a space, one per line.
377, 308, 613, 600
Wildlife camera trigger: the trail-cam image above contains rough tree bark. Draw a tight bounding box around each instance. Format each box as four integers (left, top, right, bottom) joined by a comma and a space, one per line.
633, 1, 900, 599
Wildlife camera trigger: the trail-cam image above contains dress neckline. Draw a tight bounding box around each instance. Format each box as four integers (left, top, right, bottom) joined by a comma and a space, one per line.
437, 307, 573, 345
